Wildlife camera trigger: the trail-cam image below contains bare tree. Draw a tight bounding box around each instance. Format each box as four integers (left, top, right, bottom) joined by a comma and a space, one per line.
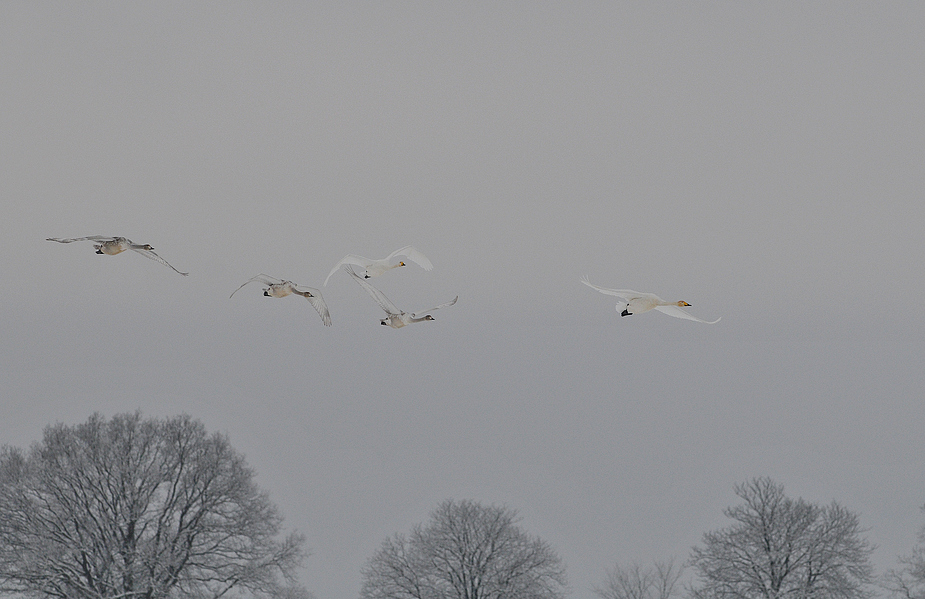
689, 477, 875, 599
359, 499, 567, 599
884, 506, 925, 599
594, 559, 682, 599
0, 412, 308, 599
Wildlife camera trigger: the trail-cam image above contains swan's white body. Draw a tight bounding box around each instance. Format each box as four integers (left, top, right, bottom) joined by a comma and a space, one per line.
324, 245, 433, 286
47, 236, 188, 276
345, 266, 456, 328
230, 274, 332, 327
580, 276, 720, 324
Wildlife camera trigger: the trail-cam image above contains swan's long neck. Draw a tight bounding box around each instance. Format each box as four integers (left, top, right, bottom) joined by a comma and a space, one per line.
408, 315, 432, 324
656, 299, 685, 307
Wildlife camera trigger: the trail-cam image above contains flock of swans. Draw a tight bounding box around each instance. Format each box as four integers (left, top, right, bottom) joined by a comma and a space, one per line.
46, 236, 721, 327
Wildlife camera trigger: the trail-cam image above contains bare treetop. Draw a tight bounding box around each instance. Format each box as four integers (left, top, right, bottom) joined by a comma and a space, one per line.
689, 477, 875, 599
594, 560, 682, 599
884, 504, 925, 599
0, 412, 308, 599
360, 499, 567, 599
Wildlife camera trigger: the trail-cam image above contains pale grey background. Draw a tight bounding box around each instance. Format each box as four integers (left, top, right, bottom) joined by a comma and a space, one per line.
2, 3, 923, 598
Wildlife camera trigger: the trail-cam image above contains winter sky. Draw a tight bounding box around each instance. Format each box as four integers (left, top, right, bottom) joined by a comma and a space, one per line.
2, 3, 924, 598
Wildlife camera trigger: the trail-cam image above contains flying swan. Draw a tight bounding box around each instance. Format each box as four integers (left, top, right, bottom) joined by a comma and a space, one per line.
580, 276, 720, 324
230, 274, 332, 327
46, 236, 188, 276
345, 265, 456, 328
324, 245, 433, 286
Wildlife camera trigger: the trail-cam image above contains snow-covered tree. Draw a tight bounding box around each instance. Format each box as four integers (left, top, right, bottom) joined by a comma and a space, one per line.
689, 477, 874, 599
360, 499, 567, 599
0, 412, 308, 599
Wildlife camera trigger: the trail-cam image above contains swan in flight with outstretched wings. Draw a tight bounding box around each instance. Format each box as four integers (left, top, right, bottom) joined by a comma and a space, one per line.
324, 245, 433, 286
46, 236, 188, 276
344, 266, 456, 328
580, 276, 720, 324
230, 274, 332, 327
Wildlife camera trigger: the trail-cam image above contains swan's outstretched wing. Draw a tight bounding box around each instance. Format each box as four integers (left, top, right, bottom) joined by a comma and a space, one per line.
130, 247, 189, 276
47, 236, 115, 243
344, 266, 401, 316
654, 305, 721, 324
324, 254, 374, 286
412, 296, 458, 318
230, 274, 282, 298
388, 246, 434, 271
297, 287, 333, 327
579, 276, 642, 301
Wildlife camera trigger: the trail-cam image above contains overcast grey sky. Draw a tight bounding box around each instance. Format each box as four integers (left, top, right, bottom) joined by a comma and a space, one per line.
2, 3, 924, 598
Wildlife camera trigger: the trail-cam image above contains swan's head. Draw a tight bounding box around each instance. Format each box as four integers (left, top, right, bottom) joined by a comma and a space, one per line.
398, 261, 406, 267
263, 290, 271, 296
140, 244, 154, 250
424, 315, 435, 321
678, 301, 691, 307
380, 320, 388, 326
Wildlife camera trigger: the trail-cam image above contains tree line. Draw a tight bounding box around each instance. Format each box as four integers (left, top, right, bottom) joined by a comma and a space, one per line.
2, 413, 925, 599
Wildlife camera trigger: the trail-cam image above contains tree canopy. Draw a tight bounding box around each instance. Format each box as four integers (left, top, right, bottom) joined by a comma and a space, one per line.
689, 477, 874, 599
0, 412, 308, 599
360, 499, 567, 599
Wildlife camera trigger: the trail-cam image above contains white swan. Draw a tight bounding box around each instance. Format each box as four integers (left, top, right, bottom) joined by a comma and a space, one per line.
230, 274, 332, 327
46, 236, 189, 276
344, 266, 456, 328
580, 276, 720, 324
324, 245, 433, 286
